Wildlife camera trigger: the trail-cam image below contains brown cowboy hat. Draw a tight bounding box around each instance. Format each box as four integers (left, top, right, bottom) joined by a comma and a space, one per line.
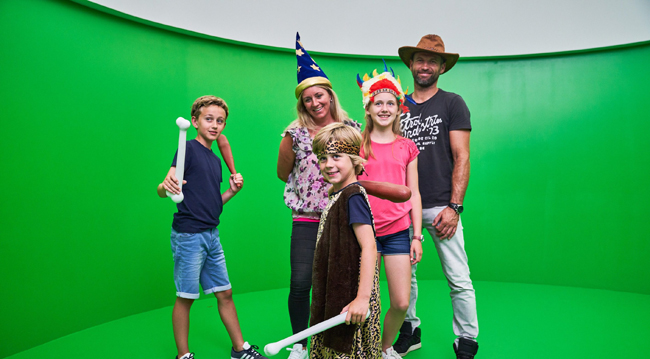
398, 34, 459, 74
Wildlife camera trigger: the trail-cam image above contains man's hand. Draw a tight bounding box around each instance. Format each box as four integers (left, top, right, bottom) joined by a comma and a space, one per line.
434, 207, 459, 240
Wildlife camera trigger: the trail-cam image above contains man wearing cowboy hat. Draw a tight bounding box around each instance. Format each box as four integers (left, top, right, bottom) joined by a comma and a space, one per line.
395, 35, 479, 359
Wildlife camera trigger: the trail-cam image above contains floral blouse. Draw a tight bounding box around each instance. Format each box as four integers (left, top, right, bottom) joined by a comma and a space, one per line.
283, 120, 361, 220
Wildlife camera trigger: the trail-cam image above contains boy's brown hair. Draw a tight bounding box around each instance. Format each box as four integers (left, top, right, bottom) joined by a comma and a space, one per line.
313, 123, 366, 175
191, 95, 229, 120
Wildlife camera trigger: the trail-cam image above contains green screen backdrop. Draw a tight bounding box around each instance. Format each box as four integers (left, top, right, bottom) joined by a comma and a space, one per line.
1, 0, 649, 356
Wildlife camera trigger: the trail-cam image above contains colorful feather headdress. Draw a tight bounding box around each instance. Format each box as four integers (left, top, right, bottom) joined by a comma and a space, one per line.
357, 60, 408, 112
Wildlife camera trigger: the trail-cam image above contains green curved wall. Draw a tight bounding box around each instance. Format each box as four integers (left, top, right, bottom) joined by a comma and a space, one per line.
1, 0, 649, 356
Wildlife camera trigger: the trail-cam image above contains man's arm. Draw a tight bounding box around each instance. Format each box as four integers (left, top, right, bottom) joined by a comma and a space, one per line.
434, 129, 470, 239
450, 130, 470, 205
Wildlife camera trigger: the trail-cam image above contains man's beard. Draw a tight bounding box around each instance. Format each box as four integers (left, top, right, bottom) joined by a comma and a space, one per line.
413, 70, 440, 88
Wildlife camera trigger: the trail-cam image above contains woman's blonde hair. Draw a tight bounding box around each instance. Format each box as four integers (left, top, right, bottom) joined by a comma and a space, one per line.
361, 98, 403, 160
285, 86, 351, 132
313, 123, 366, 176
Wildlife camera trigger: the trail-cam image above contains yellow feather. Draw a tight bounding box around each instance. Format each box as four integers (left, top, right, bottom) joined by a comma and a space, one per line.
372, 69, 378, 77
363, 74, 370, 81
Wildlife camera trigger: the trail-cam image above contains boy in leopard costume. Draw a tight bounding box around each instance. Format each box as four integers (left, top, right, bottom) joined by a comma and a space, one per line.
309, 123, 382, 358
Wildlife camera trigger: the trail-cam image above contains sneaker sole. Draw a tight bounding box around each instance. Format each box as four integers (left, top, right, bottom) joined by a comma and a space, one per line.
397, 343, 422, 356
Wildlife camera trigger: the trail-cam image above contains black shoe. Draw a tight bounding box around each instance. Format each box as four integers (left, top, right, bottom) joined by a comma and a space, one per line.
399, 321, 413, 335
231, 342, 267, 359
454, 337, 478, 359
175, 353, 194, 359
393, 326, 421, 356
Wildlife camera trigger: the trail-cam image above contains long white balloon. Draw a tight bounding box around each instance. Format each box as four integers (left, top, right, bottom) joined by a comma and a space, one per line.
263, 310, 370, 356
166, 117, 191, 203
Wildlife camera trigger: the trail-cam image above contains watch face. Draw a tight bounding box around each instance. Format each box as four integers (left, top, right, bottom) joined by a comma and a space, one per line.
458, 206, 464, 214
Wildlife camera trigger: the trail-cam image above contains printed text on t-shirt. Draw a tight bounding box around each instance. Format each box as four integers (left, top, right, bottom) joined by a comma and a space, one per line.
401, 112, 442, 150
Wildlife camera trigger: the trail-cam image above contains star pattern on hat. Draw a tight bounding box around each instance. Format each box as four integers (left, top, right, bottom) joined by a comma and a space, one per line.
295, 32, 330, 98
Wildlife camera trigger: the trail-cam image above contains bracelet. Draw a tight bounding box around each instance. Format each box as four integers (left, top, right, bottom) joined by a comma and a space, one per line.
412, 234, 424, 242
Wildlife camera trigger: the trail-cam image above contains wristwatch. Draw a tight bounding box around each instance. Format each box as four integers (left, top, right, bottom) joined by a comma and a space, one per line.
412, 234, 424, 242
448, 203, 464, 215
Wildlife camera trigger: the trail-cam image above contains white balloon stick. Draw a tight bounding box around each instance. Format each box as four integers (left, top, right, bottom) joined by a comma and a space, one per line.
263, 310, 370, 356
166, 117, 192, 203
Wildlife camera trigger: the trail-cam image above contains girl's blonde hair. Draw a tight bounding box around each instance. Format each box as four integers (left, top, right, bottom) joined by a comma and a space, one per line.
285, 86, 351, 132
313, 123, 366, 175
361, 98, 403, 160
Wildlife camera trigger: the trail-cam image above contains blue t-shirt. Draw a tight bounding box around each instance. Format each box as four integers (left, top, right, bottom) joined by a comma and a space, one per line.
171, 139, 223, 233
348, 193, 373, 228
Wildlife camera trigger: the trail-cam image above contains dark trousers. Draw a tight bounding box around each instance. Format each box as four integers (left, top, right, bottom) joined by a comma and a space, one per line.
288, 221, 318, 345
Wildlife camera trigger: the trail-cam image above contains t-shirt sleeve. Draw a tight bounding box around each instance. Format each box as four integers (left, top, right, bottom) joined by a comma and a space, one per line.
171, 150, 178, 167
405, 138, 420, 163
282, 127, 296, 139
283, 127, 305, 154
448, 94, 471, 131
171, 141, 192, 169
348, 193, 373, 226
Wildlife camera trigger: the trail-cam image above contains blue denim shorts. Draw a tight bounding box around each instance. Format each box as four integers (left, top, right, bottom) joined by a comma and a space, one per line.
170, 227, 231, 299
376, 228, 411, 255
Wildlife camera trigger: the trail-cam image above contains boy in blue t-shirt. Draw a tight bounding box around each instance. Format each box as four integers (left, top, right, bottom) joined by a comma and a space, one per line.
157, 96, 266, 359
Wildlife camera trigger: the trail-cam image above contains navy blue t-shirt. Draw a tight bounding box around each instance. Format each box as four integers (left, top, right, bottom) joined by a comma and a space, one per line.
400, 89, 471, 207
171, 139, 223, 233
348, 193, 373, 228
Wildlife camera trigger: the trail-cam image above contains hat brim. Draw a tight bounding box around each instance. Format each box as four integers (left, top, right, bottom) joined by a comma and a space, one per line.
398, 46, 459, 74
295, 77, 332, 99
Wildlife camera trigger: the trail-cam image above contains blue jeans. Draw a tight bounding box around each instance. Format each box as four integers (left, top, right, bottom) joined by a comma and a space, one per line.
170, 227, 231, 299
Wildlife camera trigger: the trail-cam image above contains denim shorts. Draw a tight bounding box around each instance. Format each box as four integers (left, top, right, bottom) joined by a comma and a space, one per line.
376, 228, 411, 255
170, 227, 231, 299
